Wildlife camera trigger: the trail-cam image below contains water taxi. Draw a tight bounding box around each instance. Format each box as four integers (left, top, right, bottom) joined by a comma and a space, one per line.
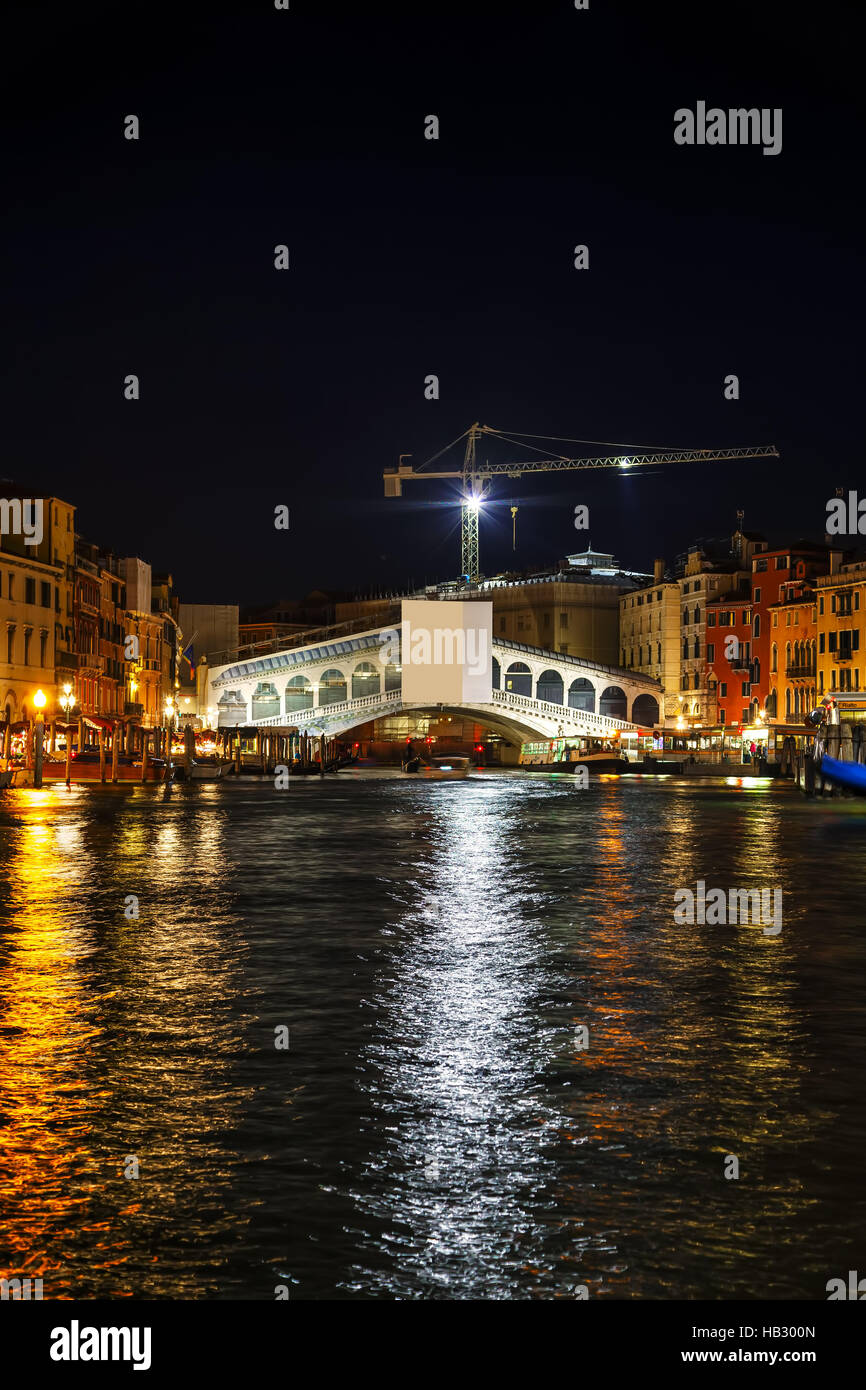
518, 737, 629, 774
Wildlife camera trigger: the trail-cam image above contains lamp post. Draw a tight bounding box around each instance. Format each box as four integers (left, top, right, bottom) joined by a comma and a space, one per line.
33, 688, 47, 788
164, 695, 174, 781
60, 683, 75, 785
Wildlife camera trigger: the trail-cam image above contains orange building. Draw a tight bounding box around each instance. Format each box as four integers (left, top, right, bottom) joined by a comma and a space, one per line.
766, 587, 817, 722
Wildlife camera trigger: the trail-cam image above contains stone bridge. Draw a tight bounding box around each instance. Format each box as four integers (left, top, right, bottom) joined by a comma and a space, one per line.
207, 609, 662, 742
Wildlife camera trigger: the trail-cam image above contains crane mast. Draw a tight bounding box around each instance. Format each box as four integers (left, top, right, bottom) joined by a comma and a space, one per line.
384, 423, 780, 583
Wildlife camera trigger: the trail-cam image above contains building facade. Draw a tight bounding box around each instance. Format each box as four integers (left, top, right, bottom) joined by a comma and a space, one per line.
815, 559, 866, 701
1, 494, 75, 725
618, 561, 682, 722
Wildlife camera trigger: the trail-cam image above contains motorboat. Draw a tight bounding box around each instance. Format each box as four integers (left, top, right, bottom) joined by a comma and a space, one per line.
420, 755, 470, 780
568, 750, 630, 774
188, 760, 234, 781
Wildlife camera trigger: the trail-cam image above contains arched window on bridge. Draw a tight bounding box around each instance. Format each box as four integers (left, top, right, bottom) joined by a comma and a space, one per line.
504, 662, 532, 697
568, 678, 595, 712
319, 668, 348, 706
631, 693, 659, 726
492, 656, 501, 690
536, 669, 564, 704
599, 685, 627, 719
251, 681, 280, 721
285, 675, 313, 713
384, 662, 401, 693
352, 662, 380, 699
217, 689, 247, 725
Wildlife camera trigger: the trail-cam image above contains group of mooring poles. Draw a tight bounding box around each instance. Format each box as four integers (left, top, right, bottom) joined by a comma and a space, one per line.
214, 727, 340, 777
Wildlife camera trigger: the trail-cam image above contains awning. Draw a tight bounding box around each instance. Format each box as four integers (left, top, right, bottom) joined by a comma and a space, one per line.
83, 715, 119, 730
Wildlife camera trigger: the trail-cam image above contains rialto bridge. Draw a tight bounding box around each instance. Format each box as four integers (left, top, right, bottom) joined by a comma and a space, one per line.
206, 603, 662, 744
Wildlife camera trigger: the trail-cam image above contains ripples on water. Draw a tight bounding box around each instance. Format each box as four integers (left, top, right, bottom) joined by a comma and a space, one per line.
1, 773, 864, 1299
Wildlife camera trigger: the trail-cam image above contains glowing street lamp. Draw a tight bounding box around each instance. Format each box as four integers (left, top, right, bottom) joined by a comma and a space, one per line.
32, 689, 47, 788
163, 696, 175, 781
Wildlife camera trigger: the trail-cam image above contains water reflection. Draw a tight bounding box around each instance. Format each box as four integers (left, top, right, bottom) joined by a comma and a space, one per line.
1, 776, 864, 1300
0, 786, 249, 1298
348, 785, 567, 1297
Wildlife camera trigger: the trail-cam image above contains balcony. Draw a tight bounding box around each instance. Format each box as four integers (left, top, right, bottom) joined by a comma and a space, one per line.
832, 650, 854, 663
785, 664, 816, 679
55, 650, 81, 670
124, 701, 144, 718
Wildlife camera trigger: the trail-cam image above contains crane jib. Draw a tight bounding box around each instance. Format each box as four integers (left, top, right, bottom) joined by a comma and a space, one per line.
383, 427, 779, 578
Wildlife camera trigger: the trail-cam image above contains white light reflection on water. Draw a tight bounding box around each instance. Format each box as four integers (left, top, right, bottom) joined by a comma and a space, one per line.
347, 782, 571, 1298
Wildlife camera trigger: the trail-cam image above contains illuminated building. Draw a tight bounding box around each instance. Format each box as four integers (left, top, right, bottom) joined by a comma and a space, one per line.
815, 556, 866, 699
0, 492, 75, 725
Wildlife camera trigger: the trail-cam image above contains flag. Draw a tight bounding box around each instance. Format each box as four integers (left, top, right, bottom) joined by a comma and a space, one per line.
183, 642, 195, 677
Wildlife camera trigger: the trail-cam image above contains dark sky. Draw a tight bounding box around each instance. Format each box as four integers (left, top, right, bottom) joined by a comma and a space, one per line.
4, 0, 863, 604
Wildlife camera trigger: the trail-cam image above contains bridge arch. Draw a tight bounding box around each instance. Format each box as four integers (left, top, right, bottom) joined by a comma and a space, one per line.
504, 661, 532, 697
251, 681, 280, 721
319, 668, 348, 705
568, 677, 595, 712
631, 692, 659, 726
285, 674, 313, 713
599, 684, 627, 720
536, 668, 564, 704
352, 661, 380, 699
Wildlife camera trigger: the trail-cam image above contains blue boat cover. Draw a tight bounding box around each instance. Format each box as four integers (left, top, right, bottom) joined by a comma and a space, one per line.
819, 754, 866, 793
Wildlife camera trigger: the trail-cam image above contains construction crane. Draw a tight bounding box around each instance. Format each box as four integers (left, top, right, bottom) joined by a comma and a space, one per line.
384, 422, 780, 582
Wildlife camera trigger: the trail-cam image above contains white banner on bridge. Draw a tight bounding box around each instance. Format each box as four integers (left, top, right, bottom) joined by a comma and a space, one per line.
400, 600, 493, 705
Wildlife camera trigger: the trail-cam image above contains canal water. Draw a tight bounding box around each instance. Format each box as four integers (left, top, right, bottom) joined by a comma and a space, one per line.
1, 771, 864, 1300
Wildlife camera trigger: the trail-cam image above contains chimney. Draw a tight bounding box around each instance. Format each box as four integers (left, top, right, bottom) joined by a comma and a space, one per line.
653, 558, 665, 584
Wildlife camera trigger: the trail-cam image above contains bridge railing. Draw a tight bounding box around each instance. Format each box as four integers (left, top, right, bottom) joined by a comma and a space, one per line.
490, 688, 634, 731
244, 685, 633, 733
251, 691, 402, 729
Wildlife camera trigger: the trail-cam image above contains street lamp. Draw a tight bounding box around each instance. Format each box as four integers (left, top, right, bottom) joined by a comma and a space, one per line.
163, 696, 175, 780
32, 689, 47, 787
59, 683, 76, 784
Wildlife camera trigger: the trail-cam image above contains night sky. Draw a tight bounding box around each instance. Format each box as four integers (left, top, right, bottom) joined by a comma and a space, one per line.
4, 1, 863, 604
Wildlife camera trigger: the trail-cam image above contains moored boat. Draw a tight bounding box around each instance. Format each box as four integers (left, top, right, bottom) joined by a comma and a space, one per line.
519, 737, 629, 774
188, 760, 234, 780
817, 753, 866, 795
